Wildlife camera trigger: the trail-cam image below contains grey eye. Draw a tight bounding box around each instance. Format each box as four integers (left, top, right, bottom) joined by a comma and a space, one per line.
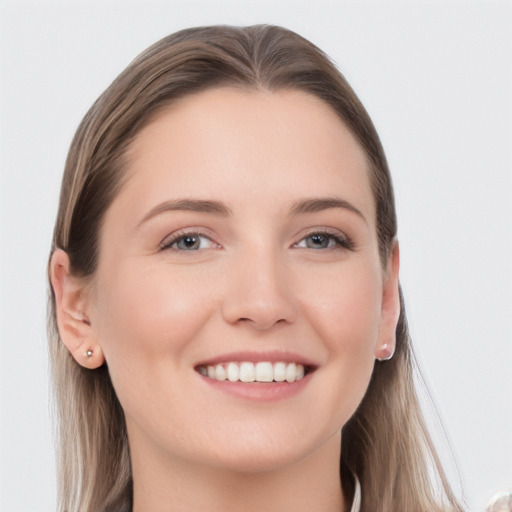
161, 233, 217, 251
175, 235, 202, 250
304, 234, 333, 249
294, 231, 353, 251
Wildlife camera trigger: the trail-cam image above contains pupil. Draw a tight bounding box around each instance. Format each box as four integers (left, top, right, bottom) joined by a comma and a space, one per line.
182, 236, 198, 249
310, 234, 327, 248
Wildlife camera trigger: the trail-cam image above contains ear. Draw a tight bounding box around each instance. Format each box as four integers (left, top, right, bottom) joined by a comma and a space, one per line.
375, 242, 401, 361
49, 249, 105, 369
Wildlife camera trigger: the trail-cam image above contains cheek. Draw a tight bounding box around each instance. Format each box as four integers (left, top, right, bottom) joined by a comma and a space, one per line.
296, 261, 382, 424
300, 261, 383, 354
90, 261, 224, 433
92, 261, 219, 365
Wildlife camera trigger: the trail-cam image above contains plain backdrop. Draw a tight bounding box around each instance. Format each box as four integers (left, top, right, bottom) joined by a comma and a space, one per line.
0, 1, 510, 511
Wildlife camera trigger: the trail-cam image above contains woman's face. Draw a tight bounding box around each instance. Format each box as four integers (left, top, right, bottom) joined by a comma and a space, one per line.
86, 88, 399, 473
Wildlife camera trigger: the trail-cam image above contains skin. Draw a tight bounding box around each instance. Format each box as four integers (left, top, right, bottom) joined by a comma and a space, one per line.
51, 88, 400, 512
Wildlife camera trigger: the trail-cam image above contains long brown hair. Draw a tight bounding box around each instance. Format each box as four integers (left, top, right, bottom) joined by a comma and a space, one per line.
48, 25, 465, 511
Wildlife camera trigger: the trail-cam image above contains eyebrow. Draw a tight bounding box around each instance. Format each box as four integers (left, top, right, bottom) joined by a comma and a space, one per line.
138, 196, 366, 227
289, 197, 367, 223
138, 199, 232, 227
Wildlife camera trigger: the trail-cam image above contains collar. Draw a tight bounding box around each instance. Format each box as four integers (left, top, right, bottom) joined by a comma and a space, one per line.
349, 473, 361, 512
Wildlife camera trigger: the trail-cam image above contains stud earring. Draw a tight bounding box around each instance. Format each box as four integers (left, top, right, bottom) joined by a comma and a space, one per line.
85, 349, 93, 358
377, 343, 394, 362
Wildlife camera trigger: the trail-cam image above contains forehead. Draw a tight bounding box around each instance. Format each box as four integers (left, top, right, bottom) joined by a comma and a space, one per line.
118, 87, 375, 223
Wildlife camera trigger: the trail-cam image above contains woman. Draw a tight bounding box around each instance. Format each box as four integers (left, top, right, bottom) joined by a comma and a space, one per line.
48, 25, 465, 512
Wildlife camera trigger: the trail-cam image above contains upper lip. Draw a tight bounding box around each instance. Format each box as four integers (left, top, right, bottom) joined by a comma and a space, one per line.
194, 350, 319, 370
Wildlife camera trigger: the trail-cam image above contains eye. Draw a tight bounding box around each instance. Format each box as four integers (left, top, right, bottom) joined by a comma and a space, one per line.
294, 231, 353, 250
160, 232, 218, 251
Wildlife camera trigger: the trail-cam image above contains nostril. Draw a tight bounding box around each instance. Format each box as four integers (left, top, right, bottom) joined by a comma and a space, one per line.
220, 270, 298, 329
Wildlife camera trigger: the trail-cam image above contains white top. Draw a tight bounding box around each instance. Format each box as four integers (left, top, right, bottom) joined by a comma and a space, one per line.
349, 474, 361, 512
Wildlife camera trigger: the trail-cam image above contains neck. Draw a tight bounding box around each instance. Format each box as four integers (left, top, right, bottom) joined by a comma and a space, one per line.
130, 433, 347, 512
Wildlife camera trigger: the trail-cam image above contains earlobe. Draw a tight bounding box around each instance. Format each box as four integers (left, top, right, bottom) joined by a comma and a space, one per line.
375, 242, 401, 361
50, 249, 105, 369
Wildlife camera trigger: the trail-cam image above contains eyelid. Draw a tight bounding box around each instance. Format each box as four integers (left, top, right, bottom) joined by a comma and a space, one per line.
293, 228, 354, 250
158, 227, 353, 252
159, 229, 220, 251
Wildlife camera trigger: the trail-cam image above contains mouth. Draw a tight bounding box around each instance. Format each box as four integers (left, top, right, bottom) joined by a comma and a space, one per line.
195, 361, 316, 383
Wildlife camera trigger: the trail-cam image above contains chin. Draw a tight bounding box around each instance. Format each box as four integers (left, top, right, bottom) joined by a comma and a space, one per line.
206, 449, 310, 475
193, 426, 340, 476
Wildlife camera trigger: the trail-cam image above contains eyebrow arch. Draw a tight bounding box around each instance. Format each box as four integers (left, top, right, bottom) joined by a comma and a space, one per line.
138, 199, 232, 227
289, 197, 367, 223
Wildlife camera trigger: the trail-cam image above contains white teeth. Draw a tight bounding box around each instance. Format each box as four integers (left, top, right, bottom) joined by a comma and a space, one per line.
215, 364, 226, 381
227, 362, 239, 382
255, 362, 273, 382
239, 362, 255, 382
273, 362, 286, 382
201, 362, 306, 383
285, 362, 296, 383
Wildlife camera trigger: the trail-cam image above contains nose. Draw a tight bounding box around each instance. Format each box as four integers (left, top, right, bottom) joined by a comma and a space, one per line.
221, 248, 298, 330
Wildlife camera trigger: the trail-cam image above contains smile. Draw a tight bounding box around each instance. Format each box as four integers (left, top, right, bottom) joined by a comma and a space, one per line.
197, 361, 307, 383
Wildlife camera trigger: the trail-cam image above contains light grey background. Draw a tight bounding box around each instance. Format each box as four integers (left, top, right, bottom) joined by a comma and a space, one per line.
1, 1, 510, 511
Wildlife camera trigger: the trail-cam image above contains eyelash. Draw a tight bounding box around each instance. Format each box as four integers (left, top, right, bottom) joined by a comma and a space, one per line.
293, 230, 354, 251
159, 231, 218, 251
160, 229, 354, 252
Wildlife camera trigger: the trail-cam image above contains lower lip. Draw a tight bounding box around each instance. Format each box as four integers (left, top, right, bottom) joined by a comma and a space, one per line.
197, 372, 313, 402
